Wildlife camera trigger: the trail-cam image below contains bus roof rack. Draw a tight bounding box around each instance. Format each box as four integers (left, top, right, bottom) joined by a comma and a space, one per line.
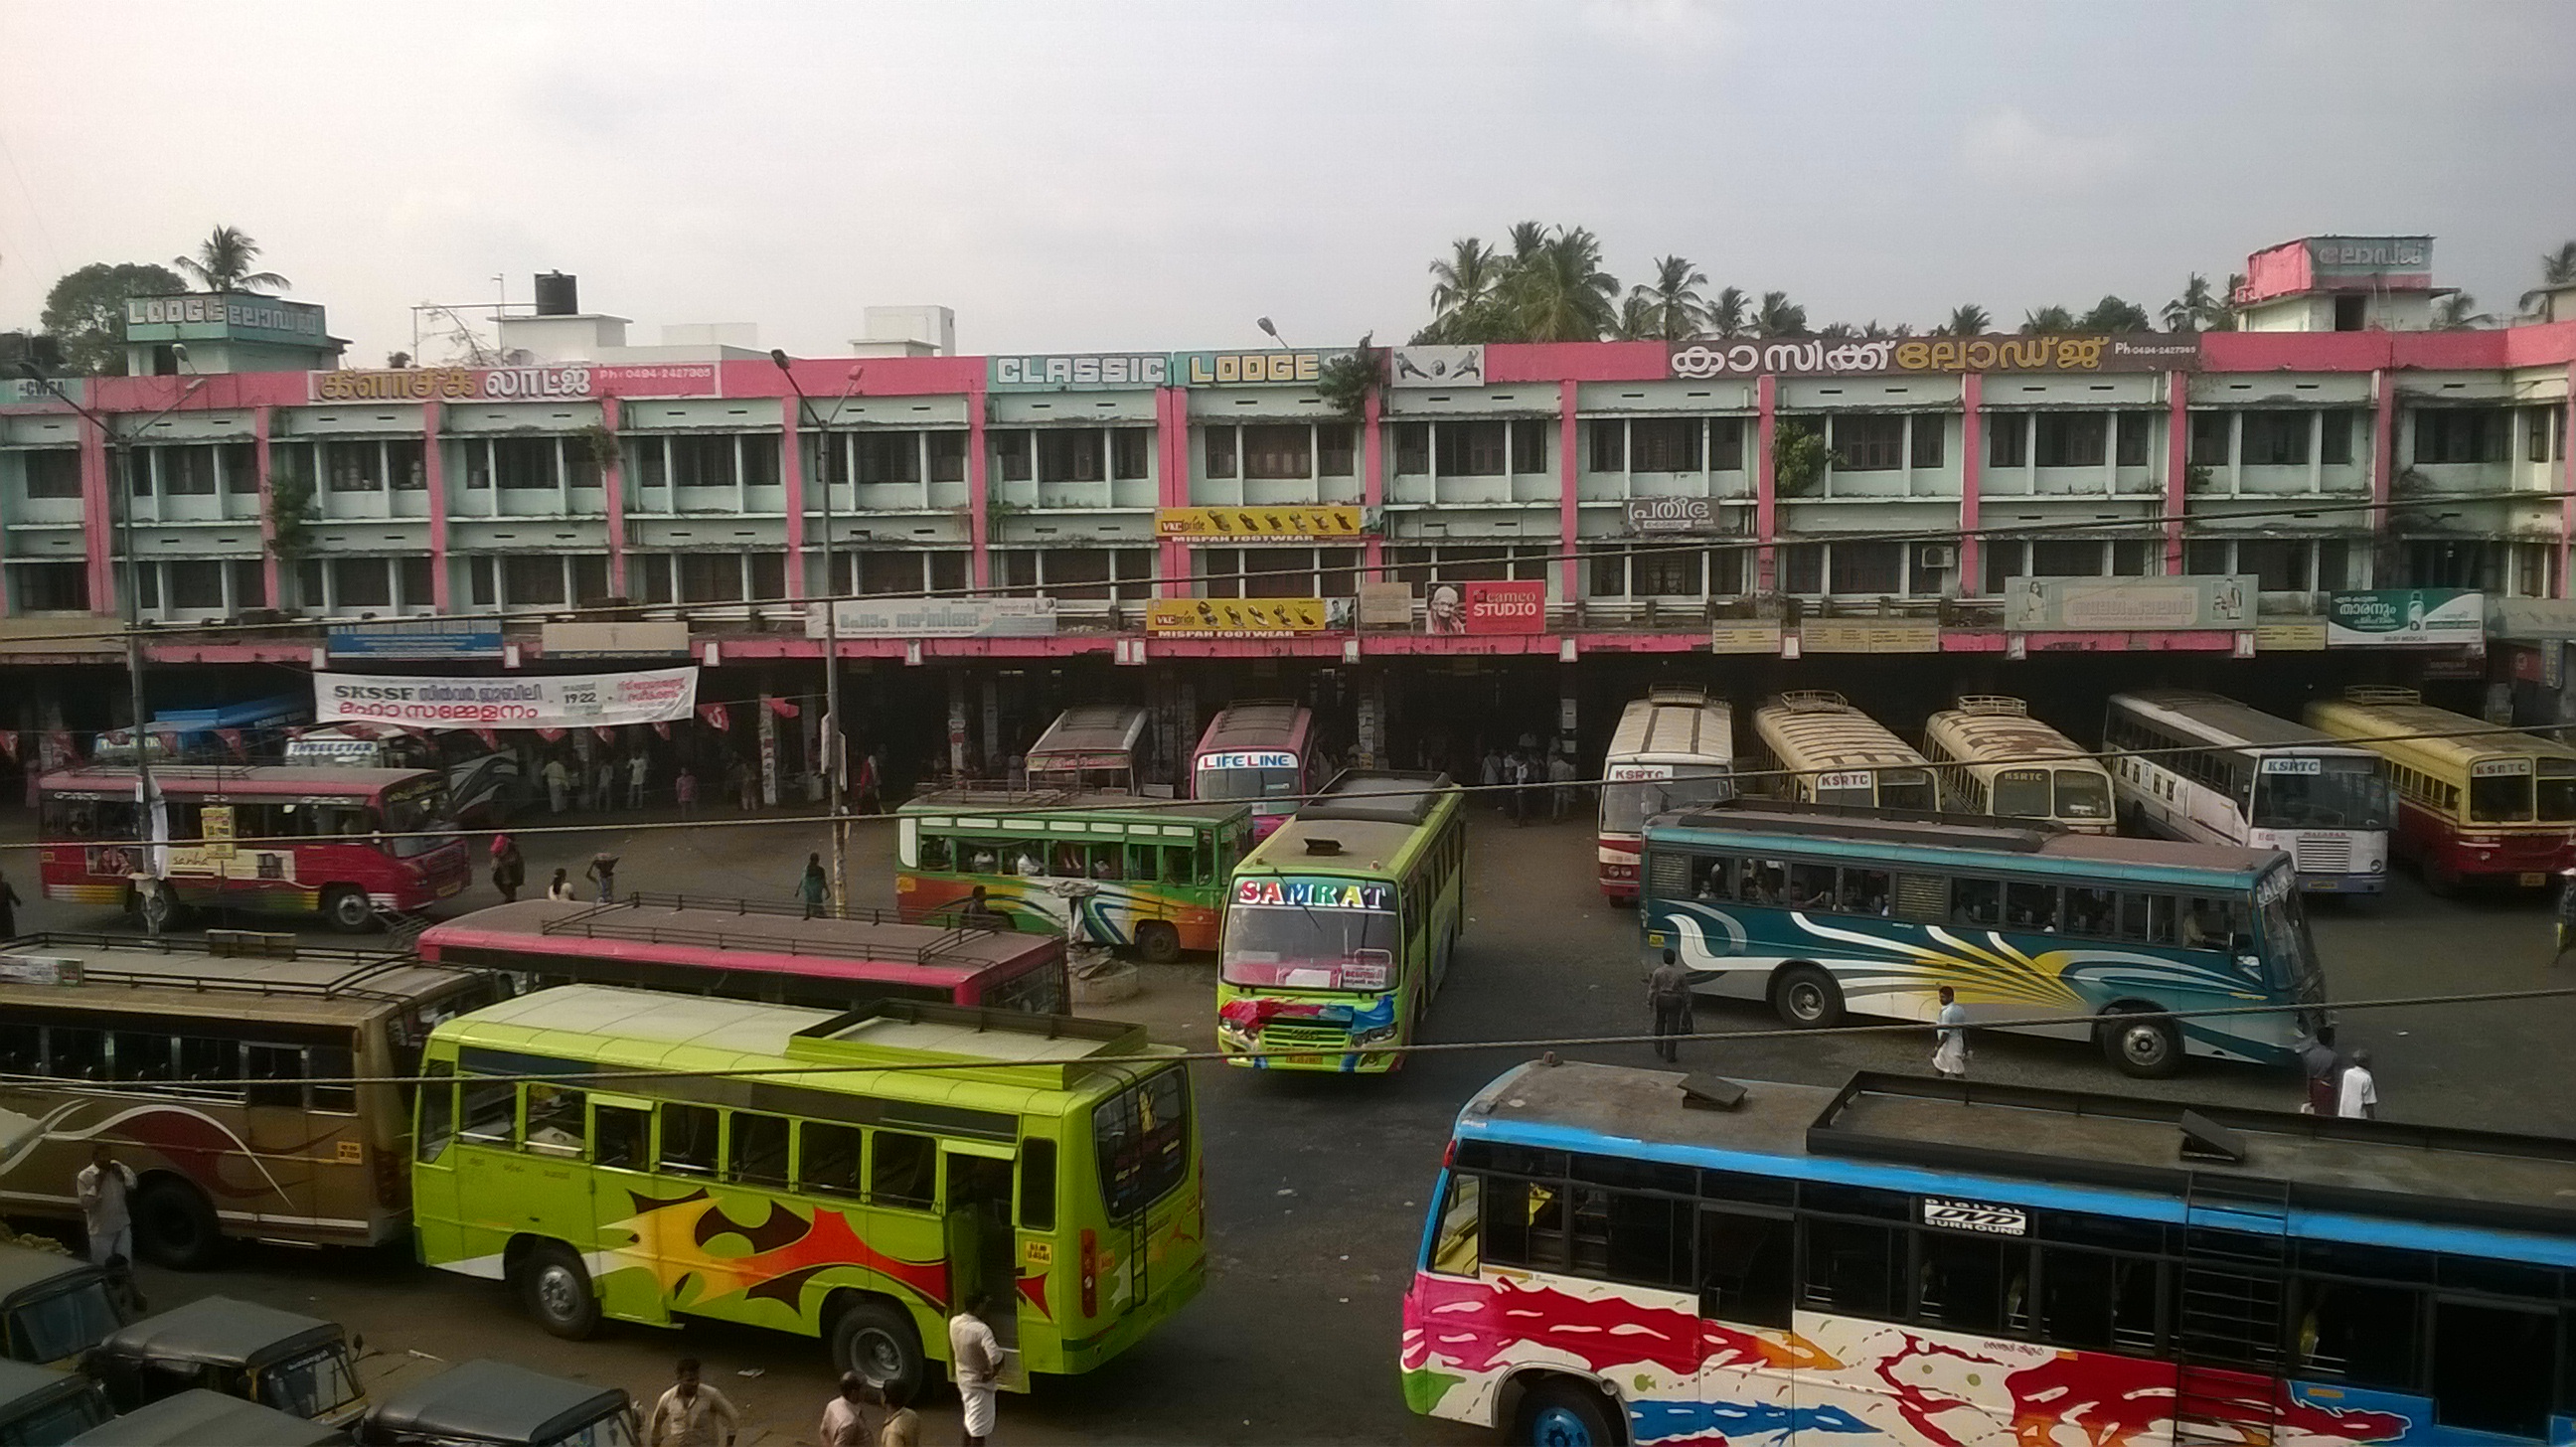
1952, 695, 2028, 716
538, 894, 1003, 966
787, 999, 1150, 1087
1771, 690, 1849, 712
1647, 685, 1711, 705
0, 931, 435, 1001
1300, 769, 1454, 825
1666, 797, 2061, 851
2341, 685, 2423, 706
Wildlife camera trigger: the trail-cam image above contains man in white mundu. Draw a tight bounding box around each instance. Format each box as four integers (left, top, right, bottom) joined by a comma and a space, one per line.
947, 1294, 1011, 1444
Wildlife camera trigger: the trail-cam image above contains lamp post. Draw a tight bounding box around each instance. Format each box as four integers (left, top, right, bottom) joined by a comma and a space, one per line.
15, 362, 207, 930
770, 350, 850, 913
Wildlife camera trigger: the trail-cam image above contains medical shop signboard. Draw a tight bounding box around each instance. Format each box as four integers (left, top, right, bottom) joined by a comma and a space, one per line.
2325, 589, 2484, 648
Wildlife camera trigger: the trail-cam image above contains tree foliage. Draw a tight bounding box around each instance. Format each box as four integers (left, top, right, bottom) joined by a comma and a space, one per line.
2075, 295, 2154, 332
1753, 291, 1806, 338
1629, 255, 1710, 342
2019, 304, 2079, 335
1415, 223, 1621, 343
1938, 304, 1992, 336
2520, 241, 2576, 313
39, 261, 187, 376
2162, 273, 2231, 333
174, 225, 289, 293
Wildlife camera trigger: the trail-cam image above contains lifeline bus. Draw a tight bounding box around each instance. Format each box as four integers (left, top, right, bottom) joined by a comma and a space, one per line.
1597, 688, 1736, 905
1187, 701, 1322, 841
2306, 687, 2576, 891
2106, 691, 2393, 894
410, 989, 1203, 1404
894, 792, 1252, 963
1214, 770, 1466, 1073
0, 933, 504, 1266
1638, 801, 2322, 1076
1748, 692, 1937, 811
414, 896, 1069, 1016
1025, 705, 1152, 793
1921, 697, 2115, 834
35, 765, 470, 931
1407, 1063, 2576, 1447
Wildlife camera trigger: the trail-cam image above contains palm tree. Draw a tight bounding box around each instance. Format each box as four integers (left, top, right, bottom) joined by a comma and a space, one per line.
2021, 304, 2079, 335
1501, 226, 1621, 341
1506, 221, 1548, 263
1817, 322, 1857, 339
1753, 291, 1807, 338
1428, 238, 1503, 324
2520, 240, 2576, 313
1612, 292, 1659, 342
2163, 273, 2227, 333
1939, 303, 1992, 336
2078, 296, 2154, 332
2432, 292, 2492, 329
1706, 286, 1750, 339
173, 225, 289, 293
1633, 255, 1710, 342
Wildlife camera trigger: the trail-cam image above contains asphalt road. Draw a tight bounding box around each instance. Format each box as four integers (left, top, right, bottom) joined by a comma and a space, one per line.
10, 802, 2572, 1445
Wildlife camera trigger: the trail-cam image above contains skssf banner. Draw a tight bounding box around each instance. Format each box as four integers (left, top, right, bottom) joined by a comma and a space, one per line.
316, 668, 700, 729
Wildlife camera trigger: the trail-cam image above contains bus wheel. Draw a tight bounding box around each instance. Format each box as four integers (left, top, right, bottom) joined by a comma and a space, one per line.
518, 1241, 600, 1340
2102, 1011, 2183, 1078
133, 1177, 223, 1270
131, 884, 182, 933
322, 886, 377, 933
829, 1299, 923, 1405
1135, 922, 1181, 964
1516, 1379, 1619, 1447
1771, 966, 1843, 1030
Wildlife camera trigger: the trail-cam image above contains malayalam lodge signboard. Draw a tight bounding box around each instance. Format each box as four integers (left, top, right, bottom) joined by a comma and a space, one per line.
309, 363, 718, 402
1669, 333, 2200, 380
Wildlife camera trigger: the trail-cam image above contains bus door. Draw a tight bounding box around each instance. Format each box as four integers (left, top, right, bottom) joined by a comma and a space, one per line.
585, 1093, 672, 1324
241, 1041, 320, 1231
940, 1141, 1024, 1387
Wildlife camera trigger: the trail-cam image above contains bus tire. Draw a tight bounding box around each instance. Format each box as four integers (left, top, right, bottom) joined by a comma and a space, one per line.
133, 1176, 223, 1270
518, 1241, 600, 1340
131, 884, 182, 933
828, 1298, 923, 1405
1135, 921, 1181, 964
322, 886, 377, 933
1515, 1377, 1621, 1447
1771, 965, 1843, 1030
2101, 1009, 2184, 1078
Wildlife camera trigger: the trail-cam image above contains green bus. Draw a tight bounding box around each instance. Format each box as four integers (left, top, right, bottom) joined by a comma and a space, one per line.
895, 791, 1252, 963
409, 988, 1203, 1401
1213, 771, 1466, 1073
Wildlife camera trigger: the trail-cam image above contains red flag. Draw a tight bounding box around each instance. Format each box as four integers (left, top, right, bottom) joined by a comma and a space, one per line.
652, 722, 671, 740
472, 727, 501, 750
215, 728, 246, 759
698, 704, 730, 731
593, 725, 617, 744
536, 727, 567, 742
765, 696, 801, 719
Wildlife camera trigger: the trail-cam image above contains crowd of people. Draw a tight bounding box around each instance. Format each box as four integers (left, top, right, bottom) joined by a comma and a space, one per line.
634, 1295, 1011, 1446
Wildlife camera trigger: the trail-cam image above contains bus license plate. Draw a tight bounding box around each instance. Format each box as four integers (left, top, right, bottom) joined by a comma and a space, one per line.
2521, 873, 2547, 886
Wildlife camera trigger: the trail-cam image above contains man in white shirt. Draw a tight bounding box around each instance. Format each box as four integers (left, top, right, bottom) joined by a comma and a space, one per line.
1932, 985, 1970, 1079
2336, 1048, 2378, 1120
948, 1295, 1009, 1445
77, 1145, 136, 1266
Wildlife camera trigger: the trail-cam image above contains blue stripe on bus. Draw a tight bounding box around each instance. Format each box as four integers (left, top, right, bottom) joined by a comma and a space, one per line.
1463, 1116, 2576, 1268
1642, 824, 2275, 886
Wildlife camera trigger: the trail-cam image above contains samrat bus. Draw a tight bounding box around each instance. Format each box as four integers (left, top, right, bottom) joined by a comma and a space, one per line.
1214, 770, 1466, 1072
894, 792, 1252, 963
414, 895, 1068, 1016
2106, 691, 2393, 895
1188, 701, 1322, 842
1920, 697, 2114, 834
411, 989, 1203, 1405
35, 765, 470, 931
2306, 686, 2576, 891
1639, 801, 2324, 1076
1748, 693, 1937, 811
1408, 1062, 2576, 1447
1597, 688, 1736, 905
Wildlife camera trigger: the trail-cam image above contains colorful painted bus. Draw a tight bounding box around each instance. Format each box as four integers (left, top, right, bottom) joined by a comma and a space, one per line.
1026, 705, 1153, 793
894, 792, 1252, 963
1214, 770, 1467, 1073
1748, 692, 1937, 811
2306, 687, 2576, 892
1597, 688, 1736, 905
411, 990, 1204, 1404
1188, 701, 1322, 842
2106, 691, 2393, 894
1639, 801, 2323, 1076
1921, 697, 2115, 834
1407, 1062, 2576, 1447
35, 765, 470, 932
0, 933, 504, 1266
414, 896, 1068, 1016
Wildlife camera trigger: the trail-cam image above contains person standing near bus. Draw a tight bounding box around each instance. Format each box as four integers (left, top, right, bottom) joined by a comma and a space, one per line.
799, 854, 830, 919
878, 1385, 920, 1447
2337, 1048, 2379, 1119
2554, 868, 2576, 964
547, 868, 574, 902
77, 1144, 135, 1267
1933, 985, 1970, 1078
0, 865, 21, 937
948, 1295, 1006, 1445
543, 756, 571, 814
490, 836, 525, 904
628, 749, 651, 810
643, 1358, 737, 1447
586, 852, 619, 903
2300, 1025, 2342, 1114
818, 1371, 879, 1447
1647, 948, 1692, 1063
1547, 749, 1576, 821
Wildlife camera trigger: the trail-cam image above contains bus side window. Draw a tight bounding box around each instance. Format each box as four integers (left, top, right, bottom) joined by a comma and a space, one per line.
0, 1023, 35, 1076
1914, 1229, 2019, 1335
1739, 862, 1784, 905
1125, 843, 1158, 881
2038, 1248, 2158, 1353
1699, 1209, 1794, 1328
177, 1037, 242, 1094
1018, 1140, 1057, 1232
2006, 883, 2059, 933
725, 1111, 791, 1188
1480, 1177, 1565, 1270
48, 1027, 104, 1080
2118, 893, 2175, 945
1429, 1172, 1480, 1276
1196, 838, 1214, 884
659, 1103, 720, 1175
309, 1043, 355, 1113
1803, 1216, 1898, 1317
1953, 879, 2002, 927
1786, 863, 1839, 910
798, 1122, 865, 1198
1162, 845, 1194, 884
524, 1085, 585, 1157
920, 835, 952, 871
244, 1043, 304, 1108
1844, 870, 1892, 916
459, 1078, 516, 1145
1088, 844, 1122, 881
2178, 896, 2239, 950
1570, 1187, 1690, 1291
415, 1063, 455, 1164
872, 1130, 937, 1209
2064, 886, 2118, 939
593, 1104, 651, 1172
110, 1032, 171, 1082
1053, 842, 1085, 878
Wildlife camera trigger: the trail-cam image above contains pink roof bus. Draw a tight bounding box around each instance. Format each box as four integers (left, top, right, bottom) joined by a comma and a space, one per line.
1188, 701, 1320, 840
413, 894, 1068, 1015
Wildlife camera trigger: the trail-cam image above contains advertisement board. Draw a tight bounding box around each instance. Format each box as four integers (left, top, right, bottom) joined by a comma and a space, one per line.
1624, 497, 1718, 534
805, 597, 1058, 640
326, 618, 504, 660
1800, 619, 1943, 654
1144, 597, 1341, 638
1357, 581, 1414, 627
2325, 589, 2485, 648
2004, 576, 2256, 632
1428, 579, 1546, 636
1708, 622, 1785, 654
315, 667, 699, 728
308, 363, 717, 402
1155, 506, 1366, 542
1672, 333, 2197, 380
540, 621, 692, 658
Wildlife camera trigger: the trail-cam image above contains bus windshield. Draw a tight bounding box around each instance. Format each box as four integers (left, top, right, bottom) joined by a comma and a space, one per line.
2258, 875, 2319, 996
383, 779, 454, 858
1992, 769, 2051, 818
2254, 760, 2395, 830
2542, 764, 2576, 824
1877, 772, 1936, 811
2470, 768, 2534, 824
1198, 763, 1300, 804
1221, 904, 1397, 991
1600, 767, 1735, 834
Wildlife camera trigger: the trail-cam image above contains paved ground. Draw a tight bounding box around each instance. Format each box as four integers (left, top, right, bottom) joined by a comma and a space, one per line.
8, 800, 2572, 1445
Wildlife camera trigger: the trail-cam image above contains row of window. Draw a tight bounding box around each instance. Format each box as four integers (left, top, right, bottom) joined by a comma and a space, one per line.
913, 834, 1229, 885
0, 1020, 357, 1111
1651, 849, 2252, 948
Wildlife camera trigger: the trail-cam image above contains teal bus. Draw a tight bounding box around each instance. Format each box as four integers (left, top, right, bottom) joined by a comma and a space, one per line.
1639, 801, 2325, 1077
1214, 771, 1466, 1073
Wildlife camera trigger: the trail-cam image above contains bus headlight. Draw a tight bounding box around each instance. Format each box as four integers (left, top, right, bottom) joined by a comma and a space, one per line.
1352, 1022, 1399, 1046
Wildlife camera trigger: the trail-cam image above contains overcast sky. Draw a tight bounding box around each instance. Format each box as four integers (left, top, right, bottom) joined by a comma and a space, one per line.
2, 0, 2570, 367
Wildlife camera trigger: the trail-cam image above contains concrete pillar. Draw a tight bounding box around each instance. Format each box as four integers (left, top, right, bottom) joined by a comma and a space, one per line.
779, 395, 805, 599
968, 380, 992, 589
946, 670, 969, 778
423, 400, 451, 610
2164, 372, 2189, 576
1959, 374, 1983, 595
252, 406, 276, 609
80, 412, 111, 615
1557, 381, 1580, 606
1755, 374, 1778, 593
1363, 388, 1385, 580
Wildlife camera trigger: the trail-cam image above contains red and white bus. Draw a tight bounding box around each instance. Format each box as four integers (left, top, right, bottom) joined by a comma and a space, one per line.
1189, 701, 1321, 841
2307, 687, 2576, 891
35, 766, 469, 931
1597, 687, 1735, 904
414, 894, 1069, 1015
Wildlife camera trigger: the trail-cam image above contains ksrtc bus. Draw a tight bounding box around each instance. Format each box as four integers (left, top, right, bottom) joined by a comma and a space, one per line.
1920, 697, 2114, 834
893, 792, 1252, 962
1597, 688, 1736, 905
2306, 687, 2576, 891
1748, 692, 1936, 811
2105, 691, 2393, 895
1025, 705, 1152, 793
1188, 701, 1322, 842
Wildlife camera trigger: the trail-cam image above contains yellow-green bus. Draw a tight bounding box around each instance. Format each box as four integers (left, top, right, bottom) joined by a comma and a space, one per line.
1213, 770, 1466, 1073
410, 988, 1202, 1401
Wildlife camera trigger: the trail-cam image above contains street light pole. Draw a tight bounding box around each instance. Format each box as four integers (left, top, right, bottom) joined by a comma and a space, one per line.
771, 351, 847, 914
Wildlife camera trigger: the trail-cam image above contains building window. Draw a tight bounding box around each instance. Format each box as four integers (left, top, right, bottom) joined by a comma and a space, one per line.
1243, 425, 1311, 480
2530, 406, 2568, 464
1983, 540, 2027, 595
1587, 545, 1628, 597
2242, 412, 2310, 467
503, 555, 565, 605
1635, 548, 1702, 597
1204, 425, 1237, 479
2414, 409, 2509, 465
2183, 540, 2233, 575
1631, 419, 1701, 473
746, 552, 787, 600
928, 431, 967, 483
983, 429, 1029, 483
569, 555, 609, 604
1437, 421, 1508, 477
324, 440, 382, 492
565, 438, 601, 490
1782, 544, 1824, 595
229, 559, 264, 608
671, 434, 736, 489
334, 559, 393, 608
1830, 542, 1903, 594
2317, 539, 2354, 590
1241, 548, 1313, 598
1833, 415, 1903, 472
1112, 428, 1153, 481
2321, 411, 2356, 467
679, 554, 743, 603
1040, 548, 1113, 599
166, 560, 225, 610
929, 551, 969, 592
1037, 430, 1103, 483
399, 556, 434, 607
1393, 422, 1430, 475
1317, 424, 1356, 477
2238, 540, 2310, 591
2035, 413, 2108, 468
1988, 415, 2027, 468
857, 551, 922, 594
2189, 411, 2232, 466
2116, 412, 2152, 467
1910, 415, 1946, 470
2030, 540, 2105, 576
1511, 419, 1547, 475
13, 562, 87, 612
494, 436, 556, 489
855, 431, 921, 485
161, 446, 219, 496
739, 434, 780, 488
1711, 417, 1747, 471
22, 448, 80, 499
2113, 540, 2156, 576
993, 550, 1039, 596
1589, 420, 1626, 472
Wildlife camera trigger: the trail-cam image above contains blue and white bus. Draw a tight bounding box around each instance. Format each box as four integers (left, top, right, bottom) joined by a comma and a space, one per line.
1639, 801, 2324, 1076
1406, 1062, 2576, 1447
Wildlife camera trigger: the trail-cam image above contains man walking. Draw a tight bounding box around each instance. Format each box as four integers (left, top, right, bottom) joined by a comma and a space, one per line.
627, 749, 651, 810
489, 835, 525, 904
642, 1359, 737, 1447
2336, 1048, 2379, 1119
0, 865, 22, 938
1932, 985, 1970, 1079
818, 1370, 878, 1447
2300, 1025, 2342, 1114
1547, 749, 1576, 821
585, 852, 620, 903
543, 756, 570, 814
2555, 868, 2576, 964
77, 1144, 135, 1267
799, 854, 830, 919
1479, 748, 1503, 812
948, 1293, 1008, 1445
1648, 948, 1692, 1063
